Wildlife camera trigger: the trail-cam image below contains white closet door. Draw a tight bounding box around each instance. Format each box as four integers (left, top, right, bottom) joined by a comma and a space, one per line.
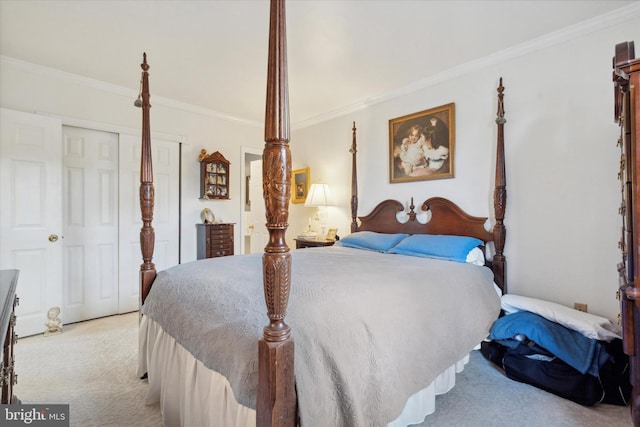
61, 126, 119, 324
118, 134, 180, 313
0, 108, 63, 337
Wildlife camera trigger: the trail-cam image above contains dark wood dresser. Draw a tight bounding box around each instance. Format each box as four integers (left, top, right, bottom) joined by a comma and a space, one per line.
0, 269, 19, 404
197, 223, 235, 259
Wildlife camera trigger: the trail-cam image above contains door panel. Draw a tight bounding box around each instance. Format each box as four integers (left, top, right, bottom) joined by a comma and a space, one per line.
0, 108, 63, 337
62, 126, 119, 323
118, 134, 179, 313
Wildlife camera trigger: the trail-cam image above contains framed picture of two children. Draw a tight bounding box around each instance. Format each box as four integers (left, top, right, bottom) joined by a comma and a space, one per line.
389, 103, 455, 183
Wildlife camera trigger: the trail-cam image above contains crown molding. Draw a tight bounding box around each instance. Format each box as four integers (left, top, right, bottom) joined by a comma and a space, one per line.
0, 55, 262, 128
50, 112, 186, 144
2, 3, 639, 131
293, 3, 640, 129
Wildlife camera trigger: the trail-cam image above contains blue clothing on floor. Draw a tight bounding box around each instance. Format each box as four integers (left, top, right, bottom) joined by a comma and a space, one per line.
489, 311, 610, 376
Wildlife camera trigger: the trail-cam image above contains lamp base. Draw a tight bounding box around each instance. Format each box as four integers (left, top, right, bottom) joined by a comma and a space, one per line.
317, 207, 328, 239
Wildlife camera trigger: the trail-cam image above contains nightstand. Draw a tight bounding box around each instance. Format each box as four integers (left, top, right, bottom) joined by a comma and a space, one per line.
294, 238, 336, 249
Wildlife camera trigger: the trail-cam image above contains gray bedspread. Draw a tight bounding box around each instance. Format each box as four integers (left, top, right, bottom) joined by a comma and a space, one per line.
141, 246, 500, 426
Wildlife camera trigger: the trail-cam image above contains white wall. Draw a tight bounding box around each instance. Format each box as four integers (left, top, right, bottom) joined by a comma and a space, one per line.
0, 58, 264, 263
2, 15, 638, 322
290, 17, 640, 321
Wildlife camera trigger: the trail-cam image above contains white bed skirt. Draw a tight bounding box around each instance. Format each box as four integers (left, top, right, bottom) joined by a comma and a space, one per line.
138, 315, 470, 427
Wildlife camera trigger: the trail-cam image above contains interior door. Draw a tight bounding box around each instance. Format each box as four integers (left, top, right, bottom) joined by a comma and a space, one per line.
118, 134, 180, 312
61, 126, 119, 323
0, 108, 63, 337
248, 159, 268, 254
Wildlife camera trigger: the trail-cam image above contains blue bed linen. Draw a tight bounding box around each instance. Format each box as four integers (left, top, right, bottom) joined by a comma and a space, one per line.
386, 234, 482, 263
334, 231, 408, 252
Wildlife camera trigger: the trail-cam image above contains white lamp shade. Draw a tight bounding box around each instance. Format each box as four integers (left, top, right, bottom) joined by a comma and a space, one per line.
304, 183, 332, 207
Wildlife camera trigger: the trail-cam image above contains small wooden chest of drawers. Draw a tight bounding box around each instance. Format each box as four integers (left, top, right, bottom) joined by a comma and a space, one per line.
197, 223, 235, 259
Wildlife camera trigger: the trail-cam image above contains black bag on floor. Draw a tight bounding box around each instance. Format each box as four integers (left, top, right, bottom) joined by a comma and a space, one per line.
480, 340, 507, 367
481, 339, 631, 406
502, 342, 604, 406
598, 338, 632, 406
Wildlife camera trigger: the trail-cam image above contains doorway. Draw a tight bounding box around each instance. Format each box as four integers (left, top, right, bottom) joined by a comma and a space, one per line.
241, 147, 266, 254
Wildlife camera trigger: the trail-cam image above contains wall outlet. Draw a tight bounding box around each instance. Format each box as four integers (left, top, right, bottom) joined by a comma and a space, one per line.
574, 303, 588, 312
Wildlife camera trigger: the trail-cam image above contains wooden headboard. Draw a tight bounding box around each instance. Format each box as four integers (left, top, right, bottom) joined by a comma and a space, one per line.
350, 80, 508, 293
357, 197, 494, 242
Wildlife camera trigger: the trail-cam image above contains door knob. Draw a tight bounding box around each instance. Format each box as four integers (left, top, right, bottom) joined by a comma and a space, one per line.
248, 225, 255, 230
48, 234, 59, 242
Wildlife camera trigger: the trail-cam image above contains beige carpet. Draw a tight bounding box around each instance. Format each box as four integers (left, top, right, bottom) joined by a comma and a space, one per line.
416, 351, 633, 427
14, 312, 162, 427
13, 312, 634, 427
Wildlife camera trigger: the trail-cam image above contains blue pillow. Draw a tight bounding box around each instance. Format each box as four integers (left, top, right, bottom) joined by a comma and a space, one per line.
335, 231, 409, 253
387, 234, 483, 263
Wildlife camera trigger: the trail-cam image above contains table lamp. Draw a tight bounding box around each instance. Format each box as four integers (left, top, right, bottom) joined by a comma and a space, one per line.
304, 183, 332, 236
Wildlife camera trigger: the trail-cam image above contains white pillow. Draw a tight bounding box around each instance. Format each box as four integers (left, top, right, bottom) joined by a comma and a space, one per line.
465, 247, 485, 266
501, 294, 621, 341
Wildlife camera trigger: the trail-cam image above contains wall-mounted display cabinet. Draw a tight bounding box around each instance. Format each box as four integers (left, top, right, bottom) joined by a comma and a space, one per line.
199, 150, 230, 200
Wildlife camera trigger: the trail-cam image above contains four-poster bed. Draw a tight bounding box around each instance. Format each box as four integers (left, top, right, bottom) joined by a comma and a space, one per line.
136, 1, 507, 425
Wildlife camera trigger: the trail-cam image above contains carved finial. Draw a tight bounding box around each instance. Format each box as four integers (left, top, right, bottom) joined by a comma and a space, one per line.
349, 122, 357, 154
496, 77, 506, 124
408, 197, 417, 221
141, 52, 149, 72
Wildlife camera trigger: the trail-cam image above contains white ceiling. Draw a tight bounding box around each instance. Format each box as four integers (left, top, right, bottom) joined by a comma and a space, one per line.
1, 0, 637, 126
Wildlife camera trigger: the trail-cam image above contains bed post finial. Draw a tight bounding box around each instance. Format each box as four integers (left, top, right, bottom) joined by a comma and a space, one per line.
139, 52, 156, 306
257, 1, 296, 426
350, 122, 358, 232
496, 78, 505, 124
408, 197, 417, 221
493, 78, 507, 293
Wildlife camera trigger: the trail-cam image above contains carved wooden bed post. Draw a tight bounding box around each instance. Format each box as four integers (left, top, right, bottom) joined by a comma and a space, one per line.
138, 53, 156, 306
257, 1, 296, 426
350, 122, 359, 233
493, 78, 507, 293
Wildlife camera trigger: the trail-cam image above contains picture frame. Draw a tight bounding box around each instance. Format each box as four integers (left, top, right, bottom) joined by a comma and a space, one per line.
292, 167, 310, 204
326, 228, 337, 241
389, 103, 455, 183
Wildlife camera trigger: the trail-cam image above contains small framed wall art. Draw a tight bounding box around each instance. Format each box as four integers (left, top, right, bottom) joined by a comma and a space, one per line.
292, 167, 310, 204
